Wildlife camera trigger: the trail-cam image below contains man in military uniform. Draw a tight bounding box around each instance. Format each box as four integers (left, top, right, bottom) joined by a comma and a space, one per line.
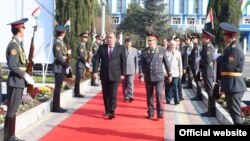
52, 25, 71, 113
217, 22, 246, 124
200, 29, 216, 117
90, 34, 102, 86
4, 18, 35, 141
139, 32, 172, 119
189, 33, 203, 101
74, 32, 89, 97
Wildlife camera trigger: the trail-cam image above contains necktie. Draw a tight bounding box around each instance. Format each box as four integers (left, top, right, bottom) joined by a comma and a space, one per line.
109, 47, 113, 59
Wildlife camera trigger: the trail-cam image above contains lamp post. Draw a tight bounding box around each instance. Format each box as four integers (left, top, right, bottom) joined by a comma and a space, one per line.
100, 0, 106, 37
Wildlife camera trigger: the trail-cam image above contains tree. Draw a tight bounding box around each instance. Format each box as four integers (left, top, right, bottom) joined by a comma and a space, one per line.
205, 0, 241, 52
55, 0, 99, 74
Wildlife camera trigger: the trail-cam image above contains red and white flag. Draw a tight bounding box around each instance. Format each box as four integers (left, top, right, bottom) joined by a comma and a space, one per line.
206, 8, 214, 29
32, 6, 40, 20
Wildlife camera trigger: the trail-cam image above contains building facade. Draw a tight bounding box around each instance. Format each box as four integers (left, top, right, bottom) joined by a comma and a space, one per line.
107, 0, 250, 50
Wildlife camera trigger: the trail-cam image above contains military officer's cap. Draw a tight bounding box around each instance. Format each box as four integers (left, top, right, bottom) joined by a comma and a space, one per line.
95, 34, 102, 40
146, 31, 159, 41
79, 31, 89, 37
185, 35, 192, 40
191, 33, 201, 39
55, 25, 68, 32
8, 18, 28, 29
202, 29, 214, 39
219, 22, 239, 36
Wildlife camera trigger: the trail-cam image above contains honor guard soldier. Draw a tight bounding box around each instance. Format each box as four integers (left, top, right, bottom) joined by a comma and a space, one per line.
200, 29, 216, 117
90, 34, 102, 86
74, 32, 89, 97
189, 33, 203, 101
52, 25, 70, 113
217, 22, 246, 124
139, 32, 172, 119
4, 18, 35, 141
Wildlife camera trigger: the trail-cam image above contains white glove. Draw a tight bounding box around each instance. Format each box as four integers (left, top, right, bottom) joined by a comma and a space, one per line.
24, 73, 35, 85
85, 63, 90, 69
187, 50, 191, 55
195, 57, 201, 63
67, 49, 72, 55
213, 53, 221, 60
66, 67, 71, 75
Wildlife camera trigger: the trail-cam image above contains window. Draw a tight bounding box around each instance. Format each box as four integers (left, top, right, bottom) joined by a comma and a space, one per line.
201, 18, 206, 24
193, 0, 198, 14
112, 17, 120, 24
187, 18, 195, 24
172, 18, 181, 24
117, 0, 122, 13
245, 18, 250, 24
179, 0, 184, 14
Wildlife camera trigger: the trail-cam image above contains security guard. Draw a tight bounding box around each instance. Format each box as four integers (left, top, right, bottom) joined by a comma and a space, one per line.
189, 33, 203, 101
217, 22, 246, 124
200, 29, 216, 117
90, 34, 102, 86
52, 25, 70, 113
4, 18, 35, 141
139, 31, 172, 119
74, 32, 89, 97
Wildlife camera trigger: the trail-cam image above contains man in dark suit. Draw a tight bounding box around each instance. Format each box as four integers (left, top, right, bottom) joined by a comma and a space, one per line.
4, 18, 34, 141
217, 23, 246, 124
52, 25, 71, 113
74, 31, 89, 97
139, 32, 172, 119
93, 32, 126, 119
200, 29, 216, 117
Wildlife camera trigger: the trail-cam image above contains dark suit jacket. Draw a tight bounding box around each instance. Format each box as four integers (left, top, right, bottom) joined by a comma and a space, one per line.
93, 43, 126, 81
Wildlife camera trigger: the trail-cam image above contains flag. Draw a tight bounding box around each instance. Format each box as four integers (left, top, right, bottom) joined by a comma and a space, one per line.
64, 19, 70, 32
241, 0, 250, 11
32, 6, 41, 20
206, 8, 214, 29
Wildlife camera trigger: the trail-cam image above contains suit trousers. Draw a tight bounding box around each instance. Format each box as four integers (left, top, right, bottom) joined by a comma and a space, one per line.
225, 92, 244, 124
122, 74, 135, 100
101, 79, 119, 114
203, 76, 216, 113
74, 68, 84, 95
145, 81, 164, 116
6, 87, 23, 117
53, 73, 64, 109
191, 68, 202, 98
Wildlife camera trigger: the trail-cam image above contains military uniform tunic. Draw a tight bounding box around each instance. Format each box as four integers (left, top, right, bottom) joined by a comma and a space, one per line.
217, 41, 246, 124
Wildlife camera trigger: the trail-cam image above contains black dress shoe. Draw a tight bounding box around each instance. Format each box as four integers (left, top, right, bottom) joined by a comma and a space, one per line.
8, 136, 25, 141
129, 97, 134, 102
147, 114, 154, 119
191, 96, 202, 101
179, 97, 184, 101
157, 114, 163, 119
52, 107, 67, 113
75, 93, 84, 97
200, 111, 215, 117
91, 83, 99, 86
108, 113, 115, 119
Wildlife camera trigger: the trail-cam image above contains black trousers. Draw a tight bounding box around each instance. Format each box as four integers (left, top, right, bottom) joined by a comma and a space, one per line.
74, 68, 84, 95
53, 73, 64, 109
101, 79, 119, 114
191, 68, 202, 98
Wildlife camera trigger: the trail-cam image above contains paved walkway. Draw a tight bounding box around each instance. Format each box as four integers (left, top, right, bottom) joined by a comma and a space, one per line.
15, 83, 219, 141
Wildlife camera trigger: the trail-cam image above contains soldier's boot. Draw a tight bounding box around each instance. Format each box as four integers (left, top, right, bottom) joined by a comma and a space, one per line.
192, 87, 202, 101
8, 116, 24, 141
52, 93, 67, 113
4, 117, 11, 141
74, 83, 84, 97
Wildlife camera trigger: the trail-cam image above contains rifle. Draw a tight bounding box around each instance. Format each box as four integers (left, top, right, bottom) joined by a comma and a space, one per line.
26, 26, 37, 94
65, 43, 73, 78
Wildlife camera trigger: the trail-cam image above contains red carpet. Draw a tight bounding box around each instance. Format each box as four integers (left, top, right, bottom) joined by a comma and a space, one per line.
40, 78, 164, 141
